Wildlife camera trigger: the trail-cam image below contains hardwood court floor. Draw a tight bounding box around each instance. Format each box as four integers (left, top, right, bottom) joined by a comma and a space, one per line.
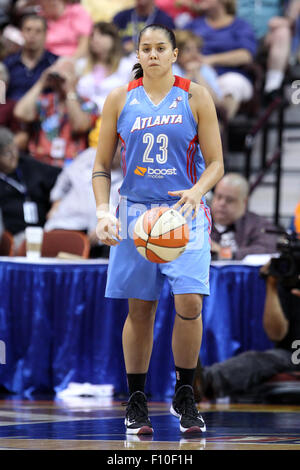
0, 398, 300, 450
0, 397, 299, 450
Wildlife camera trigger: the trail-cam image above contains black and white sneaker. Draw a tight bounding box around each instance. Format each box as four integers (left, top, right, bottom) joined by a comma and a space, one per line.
125, 391, 153, 435
170, 385, 206, 434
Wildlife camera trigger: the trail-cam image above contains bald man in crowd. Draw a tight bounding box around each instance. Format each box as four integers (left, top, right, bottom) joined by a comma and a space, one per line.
210, 173, 279, 260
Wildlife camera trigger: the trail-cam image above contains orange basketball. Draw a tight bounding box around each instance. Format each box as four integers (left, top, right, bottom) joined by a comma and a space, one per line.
133, 206, 190, 263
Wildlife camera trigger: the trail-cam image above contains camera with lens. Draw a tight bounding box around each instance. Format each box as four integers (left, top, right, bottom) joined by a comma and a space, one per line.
263, 230, 300, 289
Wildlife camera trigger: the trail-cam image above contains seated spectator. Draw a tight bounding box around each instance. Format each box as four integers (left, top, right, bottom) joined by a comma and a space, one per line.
193, 263, 300, 402
76, 22, 135, 113
237, 0, 300, 100
39, 0, 93, 59
13, 57, 99, 168
155, 0, 198, 28
185, 0, 257, 119
3, 14, 58, 101
210, 173, 278, 260
173, 29, 223, 105
0, 126, 60, 252
113, 0, 175, 55
45, 118, 123, 258
81, 0, 134, 23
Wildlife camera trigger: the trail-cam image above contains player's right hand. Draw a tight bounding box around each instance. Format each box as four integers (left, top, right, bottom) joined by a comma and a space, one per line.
96, 216, 122, 246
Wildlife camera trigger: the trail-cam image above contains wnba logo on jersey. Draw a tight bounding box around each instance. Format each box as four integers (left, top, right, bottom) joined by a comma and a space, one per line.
134, 165, 177, 179
169, 96, 183, 109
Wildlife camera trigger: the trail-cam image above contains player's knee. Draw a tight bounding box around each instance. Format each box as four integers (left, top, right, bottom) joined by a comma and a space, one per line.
176, 311, 202, 321
175, 295, 202, 320
176, 303, 202, 320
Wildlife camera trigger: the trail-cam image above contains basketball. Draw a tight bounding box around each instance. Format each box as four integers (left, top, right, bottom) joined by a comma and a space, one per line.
133, 206, 190, 263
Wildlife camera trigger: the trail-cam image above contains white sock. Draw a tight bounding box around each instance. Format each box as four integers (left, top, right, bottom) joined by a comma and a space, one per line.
264, 70, 284, 93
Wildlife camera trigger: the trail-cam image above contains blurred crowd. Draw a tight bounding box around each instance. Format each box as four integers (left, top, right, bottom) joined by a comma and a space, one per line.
0, 0, 300, 257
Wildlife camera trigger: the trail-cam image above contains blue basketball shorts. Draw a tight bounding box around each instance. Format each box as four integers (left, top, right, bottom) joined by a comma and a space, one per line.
105, 197, 212, 300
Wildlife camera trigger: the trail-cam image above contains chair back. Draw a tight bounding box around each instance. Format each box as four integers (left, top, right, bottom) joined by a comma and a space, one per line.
17, 230, 90, 259
0, 231, 14, 256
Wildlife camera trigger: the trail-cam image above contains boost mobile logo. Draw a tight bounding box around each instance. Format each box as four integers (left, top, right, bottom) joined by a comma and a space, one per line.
134, 166, 147, 176
134, 166, 177, 178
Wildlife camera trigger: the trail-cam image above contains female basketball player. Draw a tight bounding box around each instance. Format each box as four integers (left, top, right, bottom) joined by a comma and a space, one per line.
92, 24, 224, 435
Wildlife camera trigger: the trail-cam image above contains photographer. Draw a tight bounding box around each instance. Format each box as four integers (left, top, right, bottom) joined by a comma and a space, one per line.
193, 262, 300, 402
13, 57, 99, 168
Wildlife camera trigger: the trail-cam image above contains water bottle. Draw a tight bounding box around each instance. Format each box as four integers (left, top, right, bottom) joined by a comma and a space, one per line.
219, 232, 235, 260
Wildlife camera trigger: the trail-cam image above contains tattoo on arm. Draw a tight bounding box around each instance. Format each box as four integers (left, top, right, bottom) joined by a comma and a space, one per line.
188, 93, 192, 100
92, 171, 111, 180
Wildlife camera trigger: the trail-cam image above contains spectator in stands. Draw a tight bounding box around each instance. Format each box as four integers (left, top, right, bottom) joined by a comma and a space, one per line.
113, 0, 175, 55
76, 22, 135, 113
45, 118, 123, 258
173, 29, 223, 105
184, 0, 257, 119
3, 14, 58, 101
210, 173, 278, 260
39, 0, 93, 59
13, 57, 99, 168
81, 0, 134, 23
0, 126, 60, 252
193, 263, 300, 402
237, 0, 300, 101
155, 0, 198, 28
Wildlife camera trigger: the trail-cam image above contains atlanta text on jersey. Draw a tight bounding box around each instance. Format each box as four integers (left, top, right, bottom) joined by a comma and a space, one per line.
130, 114, 183, 133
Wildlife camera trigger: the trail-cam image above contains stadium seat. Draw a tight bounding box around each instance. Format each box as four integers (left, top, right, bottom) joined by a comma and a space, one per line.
17, 229, 90, 259
0, 230, 14, 256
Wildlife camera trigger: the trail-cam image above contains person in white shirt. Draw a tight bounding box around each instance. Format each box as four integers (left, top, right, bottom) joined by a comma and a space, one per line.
76, 21, 135, 113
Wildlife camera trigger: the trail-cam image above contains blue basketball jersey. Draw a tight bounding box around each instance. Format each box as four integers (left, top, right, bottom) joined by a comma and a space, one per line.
117, 75, 206, 203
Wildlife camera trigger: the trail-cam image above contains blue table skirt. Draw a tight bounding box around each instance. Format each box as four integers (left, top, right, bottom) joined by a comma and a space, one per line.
0, 260, 273, 398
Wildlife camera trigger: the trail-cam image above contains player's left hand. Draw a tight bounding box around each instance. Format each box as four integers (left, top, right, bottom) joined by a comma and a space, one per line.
168, 187, 202, 220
